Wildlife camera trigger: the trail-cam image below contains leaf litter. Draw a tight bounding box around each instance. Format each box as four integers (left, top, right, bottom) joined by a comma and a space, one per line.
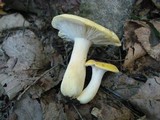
0, 0, 160, 120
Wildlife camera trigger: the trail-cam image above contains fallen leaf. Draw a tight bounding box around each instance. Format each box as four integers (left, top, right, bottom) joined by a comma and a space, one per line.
29, 66, 64, 99
123, 42, 146, 69
98, 101, 133, 120
135, 27, 160, 61
131, 77, 160, 99
0, 73, 32, 99
123, 20, 160, 71
130, 77, 160, 119
14, 95, 43, 120
40, 93, 66, 120
85, 90, 135, 120
0, 29, 53, 99
0, 13, 29, 32
123, 21, 147, 70
102, 72, 142, 99
2, 30, 47, 72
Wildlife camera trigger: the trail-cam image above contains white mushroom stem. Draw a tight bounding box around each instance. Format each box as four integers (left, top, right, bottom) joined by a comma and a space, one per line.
77, 66, 106, 104
61, 38, 91, 98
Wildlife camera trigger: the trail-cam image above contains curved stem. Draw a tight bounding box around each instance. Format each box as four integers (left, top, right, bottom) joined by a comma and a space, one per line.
77, 66, 106, 104
61, 38, 91, 98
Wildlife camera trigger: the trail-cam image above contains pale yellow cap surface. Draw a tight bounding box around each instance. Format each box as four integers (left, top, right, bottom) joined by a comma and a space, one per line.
85, 60, 119, 73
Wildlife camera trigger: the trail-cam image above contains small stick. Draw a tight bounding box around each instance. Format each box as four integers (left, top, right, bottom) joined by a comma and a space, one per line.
17, 66, 57, 100
72, 103, 84, 120
100, 86, 144, 117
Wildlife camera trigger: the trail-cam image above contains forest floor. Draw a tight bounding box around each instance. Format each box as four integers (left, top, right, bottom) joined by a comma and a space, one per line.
0, 0, 160, 120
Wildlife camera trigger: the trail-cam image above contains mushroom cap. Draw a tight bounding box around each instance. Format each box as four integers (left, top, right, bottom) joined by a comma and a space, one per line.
52, 14, 121, 46
85, 60, 119, 73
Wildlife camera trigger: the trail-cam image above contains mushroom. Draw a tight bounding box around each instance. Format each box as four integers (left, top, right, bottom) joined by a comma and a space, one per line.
52, 14, 121, 98
77, 60, 119, 104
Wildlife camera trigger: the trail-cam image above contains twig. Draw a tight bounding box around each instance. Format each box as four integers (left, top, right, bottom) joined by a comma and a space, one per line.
72, 103, 84, 120
17, 65, 57, 100
100, 86, 145, 117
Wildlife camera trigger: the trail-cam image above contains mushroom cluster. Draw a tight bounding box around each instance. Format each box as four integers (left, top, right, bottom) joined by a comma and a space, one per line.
51, 14, 121, 103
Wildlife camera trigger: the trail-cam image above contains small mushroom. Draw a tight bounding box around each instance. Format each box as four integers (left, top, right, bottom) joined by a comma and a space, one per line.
52, 14, 121, 98
77, 60, 119, 104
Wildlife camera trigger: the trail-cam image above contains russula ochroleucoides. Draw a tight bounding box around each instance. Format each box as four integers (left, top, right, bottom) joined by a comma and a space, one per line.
51, 14, 121, 98
77, 60, 119, 104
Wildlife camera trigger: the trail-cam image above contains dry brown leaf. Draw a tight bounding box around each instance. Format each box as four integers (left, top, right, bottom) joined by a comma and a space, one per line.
29, 66, 64, 99
135, 27, 160, 61
131, 100, 160, 120
0, 73, 32, 99
14, 95, 43, 120
123, 42, 146, 69
130, 77, 160, 119
134, 55, 160, 74
131, 77, 160, 99
123, 21, 148, 70
0, 14, 30, 32
2, 30, 46, 72
123, 21, 143, 49
123, 20, 160, 71
0, 29, 55, 99
102, 72, 142, 99
84, 90, 134, 120
40, 94, 66, 120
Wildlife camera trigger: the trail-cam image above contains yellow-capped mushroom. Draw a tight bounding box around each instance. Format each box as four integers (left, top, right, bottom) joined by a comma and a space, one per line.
77, 60, 119, 104
52, 14, 121, 98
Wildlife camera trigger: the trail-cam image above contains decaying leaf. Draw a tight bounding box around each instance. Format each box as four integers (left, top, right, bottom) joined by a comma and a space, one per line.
29, 66, 64, 99
40, 93, 66, 120
123, 20, 160, 71
14, 95, 43, 120
130, 77, 160, 119
123, 21, 147, 70
0, 73, 32, 99
123, 42, 146, 69
135, 27, 160, 61
102, 72, 142, 99
0, 13, 30, 32
131, 77, 160, 99
90, 91, 134, 120
0, 29, 56, 99
2, 29, 47, 72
